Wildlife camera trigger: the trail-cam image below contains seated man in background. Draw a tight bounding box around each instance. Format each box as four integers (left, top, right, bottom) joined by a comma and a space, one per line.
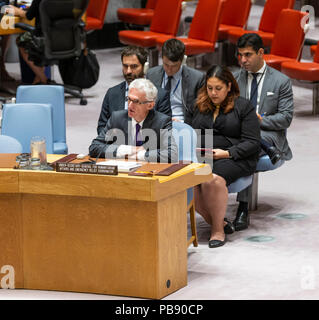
90, 78, 178, 163
146, 38, 205, 122
233, 33, 294, 231
97, 45, 171, 135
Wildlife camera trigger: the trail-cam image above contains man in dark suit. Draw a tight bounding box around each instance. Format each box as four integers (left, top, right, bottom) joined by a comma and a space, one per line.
233, 33, 294, 231
146, 38, 205, 122
97, 46, 171, 134
90, 78, 178, 163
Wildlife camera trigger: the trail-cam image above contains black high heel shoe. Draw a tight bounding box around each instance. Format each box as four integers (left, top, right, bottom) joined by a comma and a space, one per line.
224, 218, 235, 234
208, 237, 227, 248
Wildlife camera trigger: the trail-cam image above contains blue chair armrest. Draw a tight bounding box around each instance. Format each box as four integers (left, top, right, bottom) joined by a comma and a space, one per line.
256, 155, 285, 172
228, 175, 253, 194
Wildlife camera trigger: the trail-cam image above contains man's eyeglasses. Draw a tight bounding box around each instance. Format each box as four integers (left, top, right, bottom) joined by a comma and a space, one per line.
126, 97, 153, 105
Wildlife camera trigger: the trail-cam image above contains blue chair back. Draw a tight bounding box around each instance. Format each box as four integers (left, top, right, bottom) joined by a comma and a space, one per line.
16, 85, 67, 154
0, 135, 23, 153
1, 103, 54, 154
172, 121, 198, 163
172, 121, 198, 204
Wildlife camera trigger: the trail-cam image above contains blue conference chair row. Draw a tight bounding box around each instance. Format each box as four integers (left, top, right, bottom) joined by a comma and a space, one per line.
0, 85, 68, 155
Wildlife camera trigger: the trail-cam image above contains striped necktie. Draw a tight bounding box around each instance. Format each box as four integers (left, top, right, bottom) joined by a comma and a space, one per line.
135, 123, 143, 146
250, 73, 258, 109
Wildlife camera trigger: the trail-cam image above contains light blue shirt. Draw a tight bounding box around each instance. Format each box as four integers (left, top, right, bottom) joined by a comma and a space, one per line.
162, 68, 184, 121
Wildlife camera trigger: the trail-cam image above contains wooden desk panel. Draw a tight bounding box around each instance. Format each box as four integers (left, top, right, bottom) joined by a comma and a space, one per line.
0, 163, 212, 298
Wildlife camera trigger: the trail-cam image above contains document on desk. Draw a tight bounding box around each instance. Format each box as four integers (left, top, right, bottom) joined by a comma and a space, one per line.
97, 160, 142, 173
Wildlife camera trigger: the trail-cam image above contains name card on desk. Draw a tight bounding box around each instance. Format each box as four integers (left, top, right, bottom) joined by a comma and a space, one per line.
56, 163, 118, 176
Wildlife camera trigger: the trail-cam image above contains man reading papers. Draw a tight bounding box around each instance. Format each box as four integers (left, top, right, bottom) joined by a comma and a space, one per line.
89, 79, 178, 163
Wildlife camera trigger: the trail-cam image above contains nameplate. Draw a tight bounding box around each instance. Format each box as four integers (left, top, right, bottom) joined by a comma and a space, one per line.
56, 163, 118, 175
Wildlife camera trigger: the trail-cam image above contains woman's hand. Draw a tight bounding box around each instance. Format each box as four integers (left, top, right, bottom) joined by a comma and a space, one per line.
212, 148, 231, 160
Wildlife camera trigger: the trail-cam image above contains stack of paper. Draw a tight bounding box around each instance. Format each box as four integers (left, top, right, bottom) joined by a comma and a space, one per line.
97, 160, 142, 173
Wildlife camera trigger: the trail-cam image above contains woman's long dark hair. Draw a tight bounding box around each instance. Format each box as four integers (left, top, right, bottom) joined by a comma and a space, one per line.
196, 65, 240, 114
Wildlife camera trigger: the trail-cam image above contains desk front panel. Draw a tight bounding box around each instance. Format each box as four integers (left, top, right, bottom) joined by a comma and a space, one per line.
20, 191, 187, 298
0, 164, 211, 298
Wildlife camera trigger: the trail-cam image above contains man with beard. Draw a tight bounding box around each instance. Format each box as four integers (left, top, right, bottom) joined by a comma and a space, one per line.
97, 46, 171, 134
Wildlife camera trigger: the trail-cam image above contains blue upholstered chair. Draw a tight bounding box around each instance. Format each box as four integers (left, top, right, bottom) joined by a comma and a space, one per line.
16, 85, 68, 154
0, 135, 23, 153
248, 155, 285, 210
1, 103, 54, 154
172, 121, 199, 247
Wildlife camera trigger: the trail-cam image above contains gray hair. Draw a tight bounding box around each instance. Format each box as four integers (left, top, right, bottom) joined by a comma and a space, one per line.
129, 78, 158, 102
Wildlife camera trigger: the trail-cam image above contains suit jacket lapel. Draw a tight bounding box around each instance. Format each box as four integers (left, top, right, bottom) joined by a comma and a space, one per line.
152, 67, 165, 88
118, 81, 127, 110
259, 66, 271, 113
238, 69, 247, 99
181, 66, 189, 112
142, 109, 154, 129
125, 114, 133, 145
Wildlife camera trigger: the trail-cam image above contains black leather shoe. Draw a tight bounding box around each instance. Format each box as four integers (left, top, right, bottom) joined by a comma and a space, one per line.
208, 238, 226, 248
233, 207, 250, 231
267, 146, 281, 165
224, 218, 235, 234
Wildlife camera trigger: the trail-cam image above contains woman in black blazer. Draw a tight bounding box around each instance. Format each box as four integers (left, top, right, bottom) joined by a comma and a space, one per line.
185, 65, 260, 248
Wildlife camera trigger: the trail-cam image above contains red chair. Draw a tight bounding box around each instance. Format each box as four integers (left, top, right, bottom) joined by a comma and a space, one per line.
118, 0, 182, 48
156, 0, 225, 56
310, 43, 318, 56
218, 0, 251, 41
118, 0, 183, 66
117, 0, 157, 26
281, 43, 319, 115
227, 0, 295, 47
263, 9, 307, 71
85, 0, 109, 31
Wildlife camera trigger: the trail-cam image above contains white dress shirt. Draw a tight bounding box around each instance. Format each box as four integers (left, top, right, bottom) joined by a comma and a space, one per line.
116, 118, 146, 160
246, 61, 267, 113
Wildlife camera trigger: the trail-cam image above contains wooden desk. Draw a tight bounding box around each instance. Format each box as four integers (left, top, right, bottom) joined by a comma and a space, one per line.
0, 160, 212, 299
0, 15, 34, 35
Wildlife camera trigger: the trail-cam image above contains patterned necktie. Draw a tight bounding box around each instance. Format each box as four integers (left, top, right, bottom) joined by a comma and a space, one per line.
165, 76, 173, 93
135, 123, 143, 146
250, 73, 258, 109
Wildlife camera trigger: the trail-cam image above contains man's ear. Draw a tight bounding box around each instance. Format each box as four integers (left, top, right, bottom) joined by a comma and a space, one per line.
258, 48, 264, 56
147, 102, 155, 110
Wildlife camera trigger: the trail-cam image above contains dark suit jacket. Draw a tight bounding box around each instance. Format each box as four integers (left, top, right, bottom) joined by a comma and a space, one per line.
146, 65, 205, 119
90, 109, 178, 163
233, 65, 293, 160
97, 81, 171, 134
186, 96, 261, 173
